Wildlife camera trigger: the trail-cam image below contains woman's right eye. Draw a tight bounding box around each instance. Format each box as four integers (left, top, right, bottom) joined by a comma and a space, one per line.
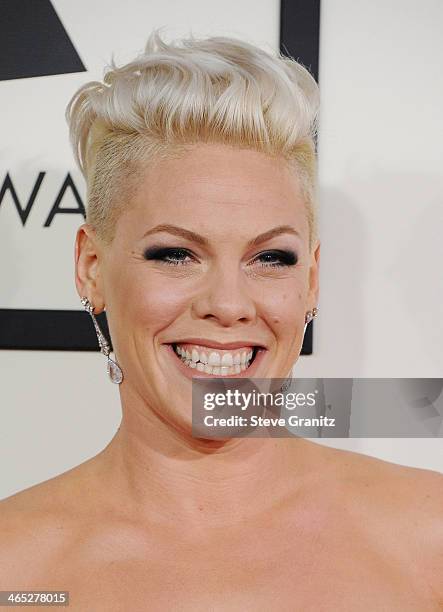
143, 247, 195, 266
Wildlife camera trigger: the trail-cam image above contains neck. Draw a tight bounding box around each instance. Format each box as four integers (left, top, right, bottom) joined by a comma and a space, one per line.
95, 384, 318, 532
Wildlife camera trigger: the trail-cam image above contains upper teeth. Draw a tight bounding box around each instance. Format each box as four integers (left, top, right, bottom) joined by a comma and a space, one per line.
174, 343, 255, 375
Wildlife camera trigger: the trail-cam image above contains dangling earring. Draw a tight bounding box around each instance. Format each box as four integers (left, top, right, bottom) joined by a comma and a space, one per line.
80, 297, 123, 384
305, 306, 319, 325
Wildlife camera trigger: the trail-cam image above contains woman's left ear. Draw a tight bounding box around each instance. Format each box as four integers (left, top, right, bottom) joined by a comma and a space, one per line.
308, 240, 320, 307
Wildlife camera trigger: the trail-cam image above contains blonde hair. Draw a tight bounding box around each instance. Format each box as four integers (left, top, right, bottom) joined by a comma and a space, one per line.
66, 28, 320, 250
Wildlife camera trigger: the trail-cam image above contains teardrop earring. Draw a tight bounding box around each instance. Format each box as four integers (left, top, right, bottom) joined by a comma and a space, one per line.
80, 297, 123, 384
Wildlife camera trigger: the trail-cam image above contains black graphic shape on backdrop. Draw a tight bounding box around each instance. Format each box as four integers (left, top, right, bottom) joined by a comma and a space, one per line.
280, 0, 320, 81
0, 172, 45, 225
44, 174, 86, 226
1, 0, 319, 353
0, 0, 85, 81
0, 172, 86, 226
280, 0, 320, 354
0, 309, 111, 351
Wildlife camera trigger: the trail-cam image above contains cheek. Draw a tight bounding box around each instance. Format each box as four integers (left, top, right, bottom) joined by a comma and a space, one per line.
114, 269, 192, 330
259, 286, 304, 329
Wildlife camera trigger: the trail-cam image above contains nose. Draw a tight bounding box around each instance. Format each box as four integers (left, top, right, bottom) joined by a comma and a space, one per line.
191, 263, 257, 327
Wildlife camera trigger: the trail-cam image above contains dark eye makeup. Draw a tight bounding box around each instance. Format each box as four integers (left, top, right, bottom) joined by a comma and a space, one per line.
254, 250, 297, 267
143, 246, 298, 268
143, 246, 193, 266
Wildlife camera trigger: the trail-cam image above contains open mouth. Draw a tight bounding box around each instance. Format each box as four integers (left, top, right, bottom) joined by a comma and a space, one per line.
170, 342, 261, 376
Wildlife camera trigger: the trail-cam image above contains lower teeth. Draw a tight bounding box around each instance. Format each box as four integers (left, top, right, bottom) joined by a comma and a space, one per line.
186, 360, 248, 374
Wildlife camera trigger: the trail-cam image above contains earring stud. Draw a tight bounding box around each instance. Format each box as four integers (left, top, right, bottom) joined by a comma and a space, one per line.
305, 306, 319, 325
80, 297, 123, 384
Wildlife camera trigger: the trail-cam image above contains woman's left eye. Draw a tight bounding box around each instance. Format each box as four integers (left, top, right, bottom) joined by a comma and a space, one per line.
143, 247, 194, 266
252, 250, 298, 268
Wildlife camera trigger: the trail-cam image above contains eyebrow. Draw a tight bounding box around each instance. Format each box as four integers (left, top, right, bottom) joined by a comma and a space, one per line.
141, 224, 301, 248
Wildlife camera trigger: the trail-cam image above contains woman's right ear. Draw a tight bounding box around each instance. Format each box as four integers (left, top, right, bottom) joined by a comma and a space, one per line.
74, 223, 106, 314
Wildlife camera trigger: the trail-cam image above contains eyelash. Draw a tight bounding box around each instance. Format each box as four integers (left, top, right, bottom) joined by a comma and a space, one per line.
143, 247, 297, 268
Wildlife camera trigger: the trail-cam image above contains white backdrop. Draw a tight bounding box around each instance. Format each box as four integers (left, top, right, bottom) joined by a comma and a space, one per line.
0, 0, 442, 499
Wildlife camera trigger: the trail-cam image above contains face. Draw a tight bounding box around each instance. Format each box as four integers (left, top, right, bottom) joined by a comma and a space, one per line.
76, 143, 320, 432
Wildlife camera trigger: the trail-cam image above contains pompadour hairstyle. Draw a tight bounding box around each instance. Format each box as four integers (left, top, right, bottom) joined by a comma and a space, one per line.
66, 28, 320, 249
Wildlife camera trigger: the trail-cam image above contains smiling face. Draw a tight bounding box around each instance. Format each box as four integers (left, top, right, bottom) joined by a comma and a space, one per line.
76, 142, 320, 431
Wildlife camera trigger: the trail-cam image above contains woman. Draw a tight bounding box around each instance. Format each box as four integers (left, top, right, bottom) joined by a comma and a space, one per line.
1, 29, 442, 610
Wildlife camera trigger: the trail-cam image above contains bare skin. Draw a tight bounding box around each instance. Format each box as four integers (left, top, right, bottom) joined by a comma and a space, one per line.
1, 144, 442, 609
0, 440, 442, 611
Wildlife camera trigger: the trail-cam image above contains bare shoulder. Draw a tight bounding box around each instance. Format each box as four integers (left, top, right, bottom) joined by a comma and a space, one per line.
320, 443, 443, 600
0, 458, 100, 587
327, 443, 443, 514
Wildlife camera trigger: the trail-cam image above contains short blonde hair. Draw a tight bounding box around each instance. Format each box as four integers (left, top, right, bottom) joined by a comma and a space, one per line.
66, 28, 320, 250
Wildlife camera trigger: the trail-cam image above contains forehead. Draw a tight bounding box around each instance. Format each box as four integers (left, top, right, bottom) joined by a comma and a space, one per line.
121, 143, 308, 240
